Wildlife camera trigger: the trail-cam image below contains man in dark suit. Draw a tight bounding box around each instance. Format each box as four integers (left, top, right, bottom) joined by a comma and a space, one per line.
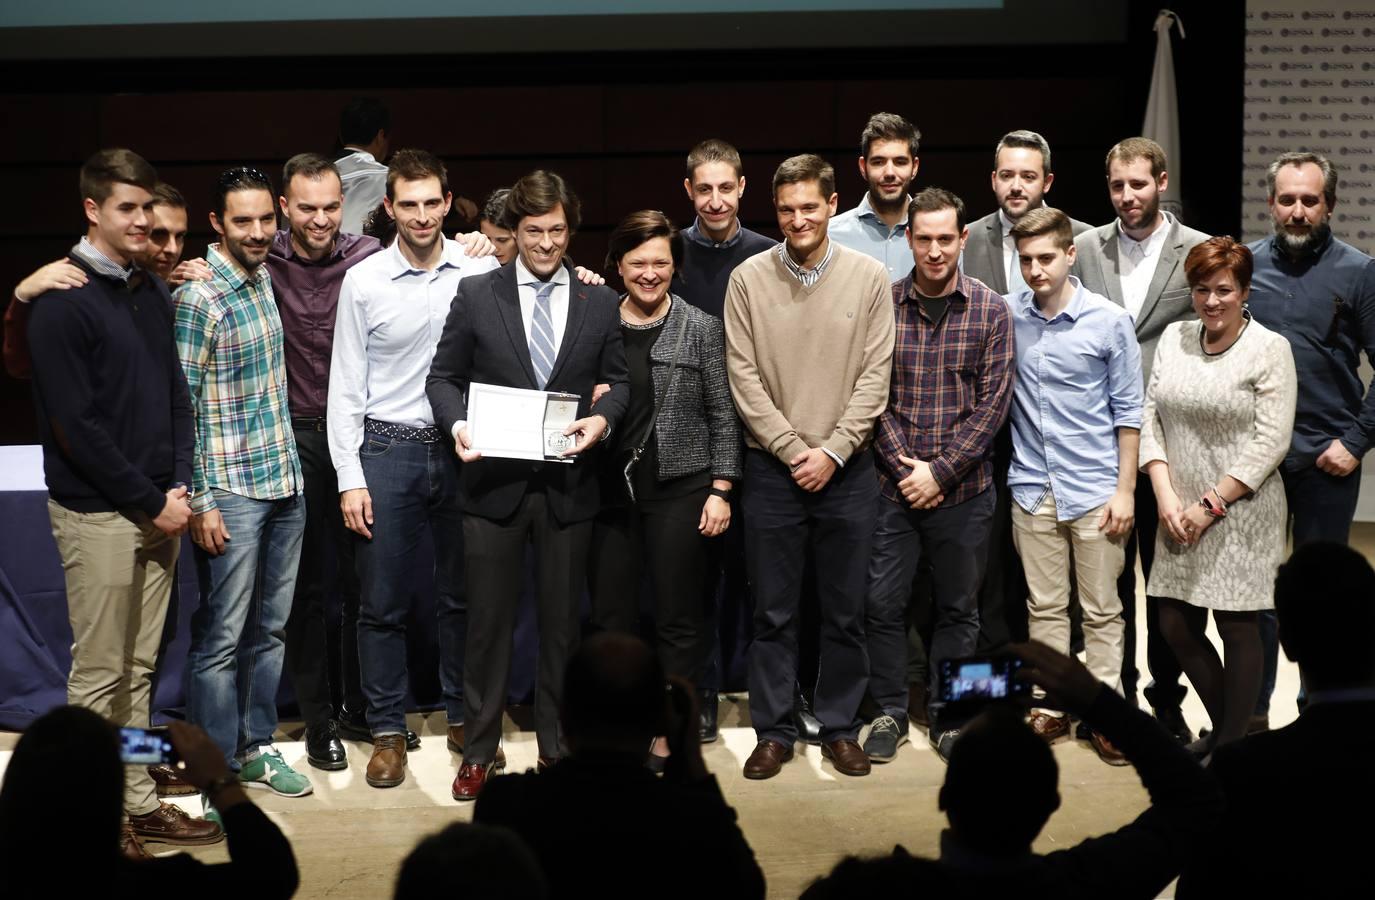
1177, 542, 1375, 898
426, 169, 629, 801
1073, 138, 1208, 743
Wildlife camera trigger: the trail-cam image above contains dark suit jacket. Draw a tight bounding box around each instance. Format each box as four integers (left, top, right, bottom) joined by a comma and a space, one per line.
961, 210, 1092, 295
1177, 699, 1375, 899
1072, 217, 1210, 385
426, 258, 629, 525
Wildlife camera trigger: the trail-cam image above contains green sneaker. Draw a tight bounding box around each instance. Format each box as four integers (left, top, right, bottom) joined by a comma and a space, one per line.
201, 795, 224, 830
238, 747, 314, 797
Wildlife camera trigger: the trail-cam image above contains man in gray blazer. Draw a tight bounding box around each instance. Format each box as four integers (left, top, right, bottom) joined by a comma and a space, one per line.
1073, 137, 1208, 745
958, 130, 1091, 672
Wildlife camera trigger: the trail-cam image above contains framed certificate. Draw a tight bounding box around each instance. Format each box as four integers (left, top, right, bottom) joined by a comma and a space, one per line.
468, 382, 582, 463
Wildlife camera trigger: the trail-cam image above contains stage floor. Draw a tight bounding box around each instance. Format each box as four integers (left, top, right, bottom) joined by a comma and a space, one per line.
2, 519, 1341, 899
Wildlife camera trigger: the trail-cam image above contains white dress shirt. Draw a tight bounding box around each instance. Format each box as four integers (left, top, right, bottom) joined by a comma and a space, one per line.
515, 256, 570, 351
328, 236, 498, 491
1116, 212, 1174, 321
335, 149, 389, 236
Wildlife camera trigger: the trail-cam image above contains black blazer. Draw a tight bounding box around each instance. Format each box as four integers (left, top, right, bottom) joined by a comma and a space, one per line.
426, 259, 630, 525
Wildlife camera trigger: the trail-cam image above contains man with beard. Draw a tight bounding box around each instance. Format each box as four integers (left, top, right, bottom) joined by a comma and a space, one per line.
329, 150, 498, 788
1246, 151, 1375, 725
1072, 138, 1207, 743
830, 112, 921, 280
174, 166, 311, 806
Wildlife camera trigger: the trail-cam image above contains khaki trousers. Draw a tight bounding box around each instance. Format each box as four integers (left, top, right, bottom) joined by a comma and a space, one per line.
49, 501, 178, 817
1012, 495, 1126, 695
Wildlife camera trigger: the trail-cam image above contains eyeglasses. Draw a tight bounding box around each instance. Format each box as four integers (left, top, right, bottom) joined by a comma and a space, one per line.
216, 166, 271, 190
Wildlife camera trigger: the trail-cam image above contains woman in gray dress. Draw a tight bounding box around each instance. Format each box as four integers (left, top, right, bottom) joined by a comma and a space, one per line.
1139, 237, 1297, 751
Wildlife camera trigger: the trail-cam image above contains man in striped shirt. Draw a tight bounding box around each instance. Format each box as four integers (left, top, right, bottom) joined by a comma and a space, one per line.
174, 166, 311, 807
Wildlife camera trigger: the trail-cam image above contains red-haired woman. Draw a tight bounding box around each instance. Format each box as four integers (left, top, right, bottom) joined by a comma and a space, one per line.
1139, 236, 1297, 753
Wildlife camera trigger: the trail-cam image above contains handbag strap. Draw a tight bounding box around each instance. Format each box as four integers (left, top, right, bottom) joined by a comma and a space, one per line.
632, 301, 690, 457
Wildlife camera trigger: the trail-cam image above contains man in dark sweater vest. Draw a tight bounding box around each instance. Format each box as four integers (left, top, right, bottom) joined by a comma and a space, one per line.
670, 139, 777, 741
25, 149, 219, 858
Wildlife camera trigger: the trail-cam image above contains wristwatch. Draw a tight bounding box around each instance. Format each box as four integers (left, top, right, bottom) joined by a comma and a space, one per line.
708, 486, 732, 502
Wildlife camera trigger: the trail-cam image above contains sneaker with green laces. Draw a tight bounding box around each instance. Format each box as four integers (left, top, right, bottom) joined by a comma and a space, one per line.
237, 747, 314, 797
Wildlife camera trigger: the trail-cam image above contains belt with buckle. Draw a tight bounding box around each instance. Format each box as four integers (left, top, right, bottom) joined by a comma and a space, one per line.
292, 416, 327, 432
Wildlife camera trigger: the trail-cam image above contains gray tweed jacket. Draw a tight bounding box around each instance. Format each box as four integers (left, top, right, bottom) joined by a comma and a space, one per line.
643, 295, 743, 482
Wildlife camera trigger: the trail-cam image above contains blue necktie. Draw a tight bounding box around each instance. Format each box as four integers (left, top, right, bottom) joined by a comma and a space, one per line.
529, 281, 557, 389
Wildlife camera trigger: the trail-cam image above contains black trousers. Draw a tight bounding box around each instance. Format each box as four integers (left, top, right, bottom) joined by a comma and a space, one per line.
588, 487, 711, 683
975, 426, 1028, 651
462, 489, 590, 762
743, 449, 877, 745
1119, 479, 1187, 711
287, 424, 362, 728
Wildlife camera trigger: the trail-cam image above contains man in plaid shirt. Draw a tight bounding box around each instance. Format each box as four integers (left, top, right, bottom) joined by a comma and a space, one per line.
174, 167, 311, 808
863, 187, 1015, 765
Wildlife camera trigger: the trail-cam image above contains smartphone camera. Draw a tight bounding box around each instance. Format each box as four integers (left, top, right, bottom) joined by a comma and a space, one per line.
937, 655, 1030, 716
119, 727, 180, 767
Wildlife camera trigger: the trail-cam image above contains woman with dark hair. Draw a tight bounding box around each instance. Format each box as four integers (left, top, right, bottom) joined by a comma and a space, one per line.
1139, 236, 1297, 752
0, 707, 298, 898
587, 210, 742, 761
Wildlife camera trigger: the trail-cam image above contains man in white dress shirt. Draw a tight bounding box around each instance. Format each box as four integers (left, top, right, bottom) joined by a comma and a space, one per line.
1073, 137, 1209, 744
328, 149, 498, 789
335, 97, 392, 236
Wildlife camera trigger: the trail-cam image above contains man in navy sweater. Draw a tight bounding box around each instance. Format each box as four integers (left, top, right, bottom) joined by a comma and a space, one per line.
25, 148, 219, 858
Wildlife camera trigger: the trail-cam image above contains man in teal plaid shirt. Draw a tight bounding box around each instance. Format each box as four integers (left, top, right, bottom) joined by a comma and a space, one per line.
174, 166, 312, 810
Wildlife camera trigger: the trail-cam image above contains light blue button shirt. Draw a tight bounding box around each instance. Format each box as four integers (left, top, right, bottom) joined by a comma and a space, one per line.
1005, 277, 1144, 522
829, 193, 911, 281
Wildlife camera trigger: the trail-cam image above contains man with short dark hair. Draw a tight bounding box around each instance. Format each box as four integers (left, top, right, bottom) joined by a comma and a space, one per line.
428, 169, 629, 800
1178, 542, 1375, 898
1246, 151, 1375, 726
1007, 207, 1142, 765
473, 633, 764, 900
830, 112, 921, 279
672, 138, 776, 320
726, 154, 894, 780
1073, 137, 1207, 742
330, 149, 498, 789
175, 166, 311, 804
864, 187, 1012, 764
26, 148, 218, 856
336, 97, 392, 235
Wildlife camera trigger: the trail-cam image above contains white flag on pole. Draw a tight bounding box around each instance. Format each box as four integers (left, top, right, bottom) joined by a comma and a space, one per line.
1143, 10, 1185, 218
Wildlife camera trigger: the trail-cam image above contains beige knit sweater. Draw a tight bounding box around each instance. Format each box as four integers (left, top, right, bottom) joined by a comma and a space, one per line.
724, 241, 895, 466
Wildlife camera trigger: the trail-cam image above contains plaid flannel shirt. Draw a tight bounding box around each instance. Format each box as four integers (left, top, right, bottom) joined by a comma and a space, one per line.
174, 245, 302, 514
874, 271, 1014, 507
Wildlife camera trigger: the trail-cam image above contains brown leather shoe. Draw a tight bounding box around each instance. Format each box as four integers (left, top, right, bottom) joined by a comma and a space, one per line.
743, 739, 794, 780
128, 802, 223, 845
1089, 730, 1130, 766
366, 733, 408, 788
1028, 710, 1071, 743
446, 724, 506, 769
821, 739, 872, 776
120, 823, 153, 861
148, 764, 198, 797
451, 759, 495, 801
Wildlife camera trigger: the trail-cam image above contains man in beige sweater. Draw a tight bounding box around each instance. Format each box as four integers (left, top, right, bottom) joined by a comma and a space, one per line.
724, 154, 895, 781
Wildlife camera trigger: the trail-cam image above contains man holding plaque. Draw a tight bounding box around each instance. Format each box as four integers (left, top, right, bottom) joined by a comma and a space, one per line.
427, 169, 629, 801
328, 149, 498, 789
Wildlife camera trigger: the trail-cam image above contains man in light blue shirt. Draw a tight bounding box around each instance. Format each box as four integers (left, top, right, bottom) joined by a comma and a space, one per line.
828, 112, 919, 281
327, 150, 498, 790
1004, 207, 1143, 766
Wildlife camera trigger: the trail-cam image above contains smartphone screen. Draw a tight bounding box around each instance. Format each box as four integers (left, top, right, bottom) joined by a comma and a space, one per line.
937, 656, 1029, 706
119, 727, 178, 766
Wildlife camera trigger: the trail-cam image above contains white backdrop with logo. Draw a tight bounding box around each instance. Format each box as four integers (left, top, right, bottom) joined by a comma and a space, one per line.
1244, 0, 1375, 520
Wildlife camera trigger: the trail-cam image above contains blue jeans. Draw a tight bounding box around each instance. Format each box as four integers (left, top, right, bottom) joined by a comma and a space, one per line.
188, 490, 305, 767
355, 431, 465, 734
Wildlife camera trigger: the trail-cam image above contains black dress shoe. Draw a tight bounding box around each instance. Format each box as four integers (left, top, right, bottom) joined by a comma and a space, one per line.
1153, 706, 1195, 745
306, 721, 347, 771
793, 683, 822, 746
699, 690, 719, 744
337, 707, 420, 750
